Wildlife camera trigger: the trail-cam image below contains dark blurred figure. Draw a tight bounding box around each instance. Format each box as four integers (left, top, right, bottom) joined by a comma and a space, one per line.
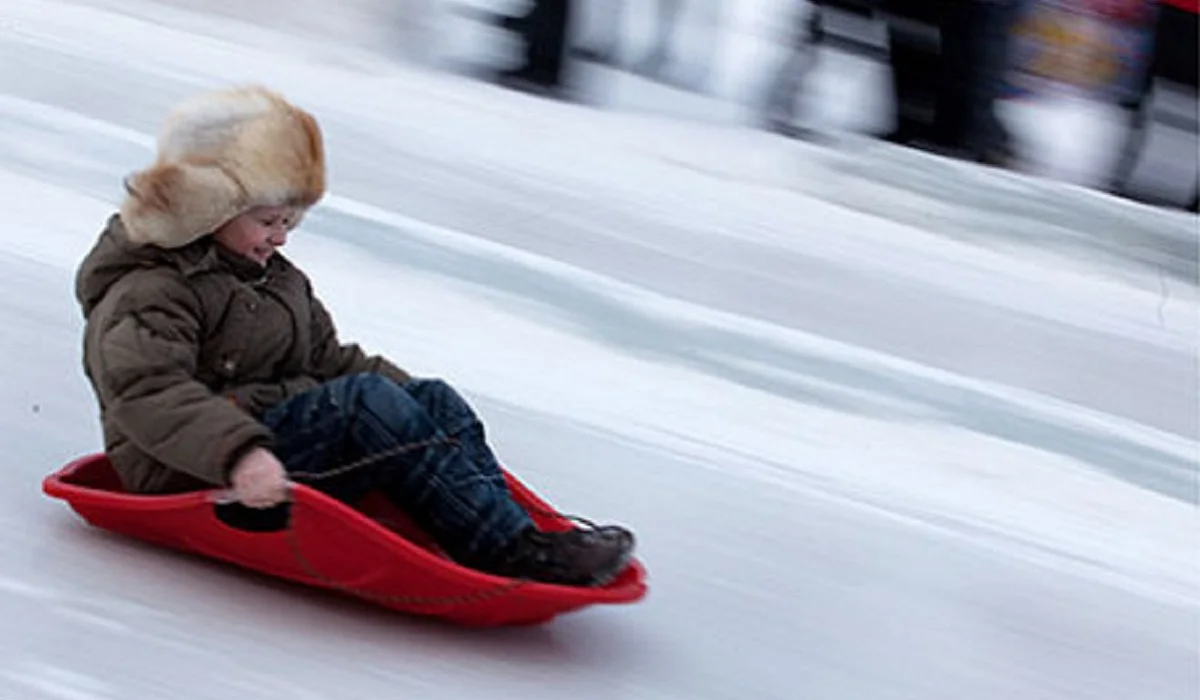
971, 1, 1022, 164
940, 0, 1020, 164
1108, 0, 1199, 212
881, 0, 1019, 163
759, 0, 1018, 159
878, 0, 947, 146
495, 0, 574, 95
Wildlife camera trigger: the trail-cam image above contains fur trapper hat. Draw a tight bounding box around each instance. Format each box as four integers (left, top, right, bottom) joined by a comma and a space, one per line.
119, 85, 326, 248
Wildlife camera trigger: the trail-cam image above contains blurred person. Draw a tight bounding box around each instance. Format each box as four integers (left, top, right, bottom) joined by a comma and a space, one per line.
761, 1, 823, 139
761, 0, 883, 139
938, 0, 1021, 165
878, 0, 948, 146
494, 0, 574, 95
1108, 0, 1198, 211
879, 0, 1018, 164
534, 0, 723, 92
73, 85, 636, 587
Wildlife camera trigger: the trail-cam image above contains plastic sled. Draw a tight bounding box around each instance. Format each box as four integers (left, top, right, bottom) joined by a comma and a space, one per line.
42, 453, 647, 627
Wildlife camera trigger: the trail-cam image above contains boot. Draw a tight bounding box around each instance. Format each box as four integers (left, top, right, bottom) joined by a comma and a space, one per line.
484, 523, 635, 587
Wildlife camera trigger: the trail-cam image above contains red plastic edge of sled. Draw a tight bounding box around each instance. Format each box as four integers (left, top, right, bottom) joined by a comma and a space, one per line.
42, 453, 647, 627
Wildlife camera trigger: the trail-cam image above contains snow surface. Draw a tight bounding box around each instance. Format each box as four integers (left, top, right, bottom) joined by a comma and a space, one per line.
0, 1, 1197, 699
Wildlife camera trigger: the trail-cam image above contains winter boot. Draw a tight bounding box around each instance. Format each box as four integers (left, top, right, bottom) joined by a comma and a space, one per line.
484, 523, 635, 587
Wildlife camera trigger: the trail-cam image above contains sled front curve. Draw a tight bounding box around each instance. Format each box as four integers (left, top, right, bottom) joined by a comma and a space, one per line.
42, 453, 647, 627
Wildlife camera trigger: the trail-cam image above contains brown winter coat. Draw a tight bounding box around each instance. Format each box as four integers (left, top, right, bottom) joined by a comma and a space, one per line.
75, 214, 411, 494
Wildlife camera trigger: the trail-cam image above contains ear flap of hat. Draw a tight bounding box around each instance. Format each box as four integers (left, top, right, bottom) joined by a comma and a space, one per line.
119, 161, 247, 249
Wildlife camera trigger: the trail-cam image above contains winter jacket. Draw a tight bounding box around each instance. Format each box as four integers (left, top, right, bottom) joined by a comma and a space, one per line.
75, 213, 411, 494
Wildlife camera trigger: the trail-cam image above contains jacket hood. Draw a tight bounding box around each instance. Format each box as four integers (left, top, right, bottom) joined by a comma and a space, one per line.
76, 214, 206, 317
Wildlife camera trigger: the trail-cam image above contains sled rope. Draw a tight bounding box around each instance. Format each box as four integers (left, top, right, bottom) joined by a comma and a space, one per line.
274, 436, 580, 609
286, 437, 459, 483
285, 435, 579, 525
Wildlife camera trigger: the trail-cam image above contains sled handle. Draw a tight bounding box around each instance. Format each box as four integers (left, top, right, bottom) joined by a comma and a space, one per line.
211, 487, 293, 533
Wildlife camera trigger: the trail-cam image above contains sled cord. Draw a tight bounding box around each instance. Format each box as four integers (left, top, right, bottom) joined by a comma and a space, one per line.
286, 437, 590, 527
286, 437, 461, 483
276, 436, 592, 607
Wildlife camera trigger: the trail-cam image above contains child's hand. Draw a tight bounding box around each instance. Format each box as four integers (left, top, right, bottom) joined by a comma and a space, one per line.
230, 448, 289, 508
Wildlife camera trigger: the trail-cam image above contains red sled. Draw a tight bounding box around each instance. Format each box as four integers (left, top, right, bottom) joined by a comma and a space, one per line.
42, 453, 647, 627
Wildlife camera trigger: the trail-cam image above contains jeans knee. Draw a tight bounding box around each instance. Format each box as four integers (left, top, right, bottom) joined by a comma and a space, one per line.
331, 372, 388, 399
405, 377, 451, 398
406, 377, 480, 432
347, 373, 437, 438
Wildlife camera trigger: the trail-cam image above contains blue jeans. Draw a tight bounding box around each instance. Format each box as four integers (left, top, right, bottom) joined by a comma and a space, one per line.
260, 374, 534, 565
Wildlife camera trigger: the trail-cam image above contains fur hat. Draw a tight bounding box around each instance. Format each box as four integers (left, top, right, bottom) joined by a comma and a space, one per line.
119, 85, 326, 248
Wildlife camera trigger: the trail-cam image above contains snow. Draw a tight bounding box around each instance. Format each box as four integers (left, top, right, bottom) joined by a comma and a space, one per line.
0, 0, 1197, 699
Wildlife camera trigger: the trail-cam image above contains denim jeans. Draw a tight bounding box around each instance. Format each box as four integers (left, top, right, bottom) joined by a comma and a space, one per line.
260, 374, 534, 565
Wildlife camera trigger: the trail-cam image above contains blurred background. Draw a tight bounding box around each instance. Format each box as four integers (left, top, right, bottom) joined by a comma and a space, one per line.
83, 0, 1199, 212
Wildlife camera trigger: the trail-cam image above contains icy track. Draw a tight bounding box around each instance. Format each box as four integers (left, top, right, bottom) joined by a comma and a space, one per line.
0, 1, 1197, 699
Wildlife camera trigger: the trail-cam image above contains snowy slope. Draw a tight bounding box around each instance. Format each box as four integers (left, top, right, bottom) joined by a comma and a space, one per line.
0, 1, 1196, 699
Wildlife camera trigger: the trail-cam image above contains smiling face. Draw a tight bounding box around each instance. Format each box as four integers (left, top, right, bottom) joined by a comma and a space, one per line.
212, 204, 300, 266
